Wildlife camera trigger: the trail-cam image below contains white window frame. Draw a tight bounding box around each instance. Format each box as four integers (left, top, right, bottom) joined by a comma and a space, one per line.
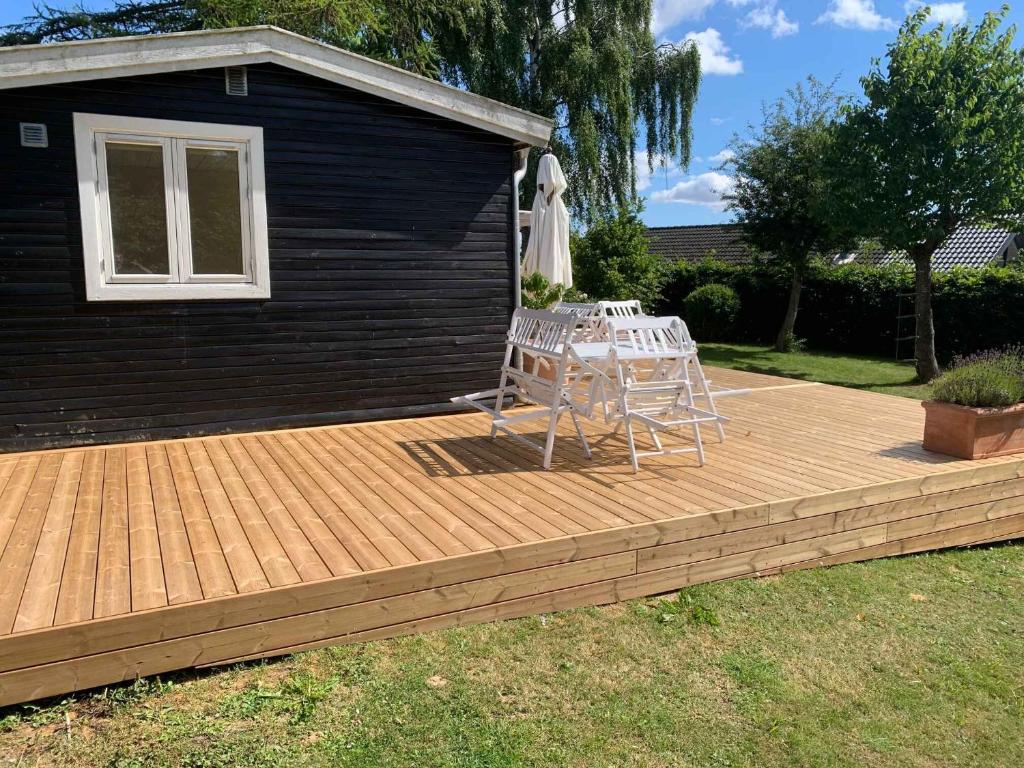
74, 113, 270, 301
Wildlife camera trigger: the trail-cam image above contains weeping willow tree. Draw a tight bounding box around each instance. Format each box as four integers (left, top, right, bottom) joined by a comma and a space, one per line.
2, 0, 700, 220
434, 1, 701, 220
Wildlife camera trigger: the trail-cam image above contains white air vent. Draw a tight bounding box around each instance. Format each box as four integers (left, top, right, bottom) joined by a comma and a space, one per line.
225, 66, 248, 96
19, 122, 48, 148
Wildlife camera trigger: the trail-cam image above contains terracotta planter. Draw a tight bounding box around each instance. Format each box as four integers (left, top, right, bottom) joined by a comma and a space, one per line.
922, 400, 1024, 459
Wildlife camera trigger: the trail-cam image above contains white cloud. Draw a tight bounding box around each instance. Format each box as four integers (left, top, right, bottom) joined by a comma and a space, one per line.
635, 150, 683, 192
651, 0, 717, 36
650, 171, 736, 210
741, 1, 799, 37
653, 1, 799, 40
684, 28, 744, 76
710, 116, 728, 125
904, 1, 967, 25
816, 0, 896, 31
708, 148, 736, 163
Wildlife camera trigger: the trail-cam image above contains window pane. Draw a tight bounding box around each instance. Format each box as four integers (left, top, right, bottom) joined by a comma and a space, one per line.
105, 142, 170, 276
186, 147, 245, 275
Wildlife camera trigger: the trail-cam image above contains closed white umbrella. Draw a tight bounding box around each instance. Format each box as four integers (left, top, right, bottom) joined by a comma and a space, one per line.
522, 153, 572, 289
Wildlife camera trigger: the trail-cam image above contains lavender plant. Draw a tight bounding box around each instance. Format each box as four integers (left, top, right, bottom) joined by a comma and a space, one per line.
931, 347, 1024, 408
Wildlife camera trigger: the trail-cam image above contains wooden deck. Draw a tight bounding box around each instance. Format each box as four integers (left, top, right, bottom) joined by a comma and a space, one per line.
1, 368, 1022, 707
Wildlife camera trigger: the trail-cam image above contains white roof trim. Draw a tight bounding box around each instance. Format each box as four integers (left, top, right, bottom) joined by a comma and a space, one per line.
0, 26, 554, 146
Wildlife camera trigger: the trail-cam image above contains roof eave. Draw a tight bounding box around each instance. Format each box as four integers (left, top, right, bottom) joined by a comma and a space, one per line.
0, 26, 554, 147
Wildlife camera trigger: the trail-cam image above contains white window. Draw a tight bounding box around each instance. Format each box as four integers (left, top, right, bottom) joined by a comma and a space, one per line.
73, 113, 270, 301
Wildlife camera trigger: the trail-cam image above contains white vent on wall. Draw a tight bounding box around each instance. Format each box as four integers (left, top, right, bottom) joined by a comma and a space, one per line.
19, 122, 48, 148
225, 66, 248, 96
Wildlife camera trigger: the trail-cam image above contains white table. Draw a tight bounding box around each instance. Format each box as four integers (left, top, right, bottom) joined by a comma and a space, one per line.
560, 337, 747, 434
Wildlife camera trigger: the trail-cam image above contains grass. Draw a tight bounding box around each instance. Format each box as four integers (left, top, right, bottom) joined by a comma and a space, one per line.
698, 343, 932, 400
1, 544, 1021, 767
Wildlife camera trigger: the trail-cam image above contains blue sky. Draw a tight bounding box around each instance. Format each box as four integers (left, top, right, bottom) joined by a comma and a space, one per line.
2, 1, 1022, 227
639, 1, 1024, 227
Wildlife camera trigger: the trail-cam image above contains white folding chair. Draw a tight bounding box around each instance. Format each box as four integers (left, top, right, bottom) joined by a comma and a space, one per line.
596, 300, 645, 321
656, 319, 751, 444
552, 301, 598, 320
604, 316, 727, 472
588, 300, 645, 343
553, 301, 601, 343
453, 308, 591, 469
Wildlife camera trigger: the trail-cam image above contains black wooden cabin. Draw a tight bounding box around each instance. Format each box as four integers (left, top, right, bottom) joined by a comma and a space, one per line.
0, 27, 550, 451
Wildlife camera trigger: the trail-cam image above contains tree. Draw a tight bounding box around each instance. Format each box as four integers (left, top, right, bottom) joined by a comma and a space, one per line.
0, 2, 472, 77
834, 7, 1024, 381
436, 1, 700, 221
2, 1, 701, 222
724, 77, 853, 352
570, 205, 664, 309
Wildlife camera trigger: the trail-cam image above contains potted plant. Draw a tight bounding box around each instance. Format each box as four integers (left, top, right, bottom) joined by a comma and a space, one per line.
922, 348, 1024, 459
519, 272, 568, 382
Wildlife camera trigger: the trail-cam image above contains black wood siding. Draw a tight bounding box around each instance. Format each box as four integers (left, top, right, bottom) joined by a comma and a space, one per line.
0, 64, 516, 451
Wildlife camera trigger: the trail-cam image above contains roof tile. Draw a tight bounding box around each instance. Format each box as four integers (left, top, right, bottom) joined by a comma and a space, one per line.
649, 224, 1019, 271
645, 224, 759, 266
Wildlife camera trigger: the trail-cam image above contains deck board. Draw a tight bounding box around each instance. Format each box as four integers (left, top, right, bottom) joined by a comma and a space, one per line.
0, 457, 42, 562
203, 440, 300, 588
0, 369, 1022, 707
95, 448, 130, 619
126, 445, 168, 612
246, 434, 398, 570
12, 453, 83, 633
147, 445, 203, 606
53, 451, 104, 625
0, 453, 63, 634
165, 443, 237, 600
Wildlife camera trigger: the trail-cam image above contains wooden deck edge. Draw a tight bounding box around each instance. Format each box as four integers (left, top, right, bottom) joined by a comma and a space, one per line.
1, 475, 1022, 708
2, 455, 1021, 674
207, 504, 1024, 667
0, 508, 755, 673
767, 455, 1024, 523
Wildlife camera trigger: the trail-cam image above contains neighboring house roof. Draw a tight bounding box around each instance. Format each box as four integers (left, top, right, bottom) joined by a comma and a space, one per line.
648, 223, 1021, 272
0, 26, 553, 147
839, 226, 1021, 271
645, 224, 759, 265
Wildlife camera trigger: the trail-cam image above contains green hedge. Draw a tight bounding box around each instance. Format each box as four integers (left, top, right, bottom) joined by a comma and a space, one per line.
657, 259, 1024, 362
683, 283, 741, 341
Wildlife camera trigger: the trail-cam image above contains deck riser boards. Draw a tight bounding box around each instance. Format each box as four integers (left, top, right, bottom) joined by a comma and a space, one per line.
1, 452, 1018, 672
1, 474, 1021, 708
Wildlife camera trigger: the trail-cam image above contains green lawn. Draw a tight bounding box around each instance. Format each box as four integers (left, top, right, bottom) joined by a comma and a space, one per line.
1, 545, 1021, 767
699, 342, 932, 400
